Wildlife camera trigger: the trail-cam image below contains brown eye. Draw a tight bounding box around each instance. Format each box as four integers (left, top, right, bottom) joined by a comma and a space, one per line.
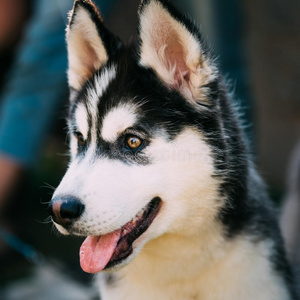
75, 132, 85, 147
127, 136, 142, 149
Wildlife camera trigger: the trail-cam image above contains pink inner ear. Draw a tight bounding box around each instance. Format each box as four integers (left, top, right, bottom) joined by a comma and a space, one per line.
157, 32, 191, 89
79, 41, 101, 79
169, 48, 190, 89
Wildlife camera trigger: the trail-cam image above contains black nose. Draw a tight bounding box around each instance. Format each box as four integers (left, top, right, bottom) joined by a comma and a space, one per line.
48, 196, 85, 228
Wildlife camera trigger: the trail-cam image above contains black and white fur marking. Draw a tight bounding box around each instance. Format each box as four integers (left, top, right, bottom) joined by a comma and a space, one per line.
49, 0, 299, 299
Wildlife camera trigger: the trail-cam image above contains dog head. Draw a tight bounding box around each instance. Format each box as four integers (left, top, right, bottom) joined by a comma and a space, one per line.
49, 0, 237, 274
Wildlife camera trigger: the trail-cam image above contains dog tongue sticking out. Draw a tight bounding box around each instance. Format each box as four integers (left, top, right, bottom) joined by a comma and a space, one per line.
80, 229, 122, 274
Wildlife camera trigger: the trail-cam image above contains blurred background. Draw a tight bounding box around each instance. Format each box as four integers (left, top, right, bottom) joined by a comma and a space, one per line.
0, 0, 299, 299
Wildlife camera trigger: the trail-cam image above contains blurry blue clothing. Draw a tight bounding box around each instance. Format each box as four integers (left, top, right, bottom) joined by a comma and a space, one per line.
0, 0, 118, 166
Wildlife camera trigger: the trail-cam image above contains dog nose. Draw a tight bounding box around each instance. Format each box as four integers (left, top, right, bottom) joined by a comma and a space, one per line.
49, 196, 85, 228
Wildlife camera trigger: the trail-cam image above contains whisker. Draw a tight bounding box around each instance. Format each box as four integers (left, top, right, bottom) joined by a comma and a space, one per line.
40, 182, 56, 191
40, 198, 51, 205
36, 216, 52, 225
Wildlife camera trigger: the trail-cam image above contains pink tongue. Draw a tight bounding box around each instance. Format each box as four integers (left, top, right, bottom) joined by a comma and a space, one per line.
80, 229, 121, 274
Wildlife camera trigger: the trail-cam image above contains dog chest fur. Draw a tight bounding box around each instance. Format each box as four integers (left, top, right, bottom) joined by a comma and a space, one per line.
98, 234, 289, 300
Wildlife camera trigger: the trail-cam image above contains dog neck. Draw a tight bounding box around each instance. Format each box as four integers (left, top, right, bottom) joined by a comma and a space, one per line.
98, 228, 290, 300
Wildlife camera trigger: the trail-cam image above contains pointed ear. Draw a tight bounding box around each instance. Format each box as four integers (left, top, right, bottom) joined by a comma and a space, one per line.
138, 0, 218, 104
66, 0, 122, 91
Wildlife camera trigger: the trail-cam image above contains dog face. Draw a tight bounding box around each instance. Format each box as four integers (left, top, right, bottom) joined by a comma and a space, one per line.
49, 0, 228, 274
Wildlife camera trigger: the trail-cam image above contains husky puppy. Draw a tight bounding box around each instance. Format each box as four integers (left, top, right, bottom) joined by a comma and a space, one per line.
48, 0, 298, 299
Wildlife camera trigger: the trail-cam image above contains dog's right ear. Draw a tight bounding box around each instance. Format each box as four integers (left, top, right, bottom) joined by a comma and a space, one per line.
66, 0, 122, 92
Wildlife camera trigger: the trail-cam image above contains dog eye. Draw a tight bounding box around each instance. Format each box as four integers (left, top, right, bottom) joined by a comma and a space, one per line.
74, 132, 85, 147
127, 136, 142, 150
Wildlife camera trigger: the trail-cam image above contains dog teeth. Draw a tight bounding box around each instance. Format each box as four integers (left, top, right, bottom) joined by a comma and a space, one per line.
136, 210, 144, 218
123, 204, 149, 236
137, 205, 148, 218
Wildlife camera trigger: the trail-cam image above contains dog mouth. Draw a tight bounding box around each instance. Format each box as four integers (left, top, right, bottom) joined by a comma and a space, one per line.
79, 197, 162, 274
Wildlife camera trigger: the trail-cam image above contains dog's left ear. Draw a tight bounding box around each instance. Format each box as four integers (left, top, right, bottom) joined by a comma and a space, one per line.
66, 0, 122, 91
138, 0, 217, 104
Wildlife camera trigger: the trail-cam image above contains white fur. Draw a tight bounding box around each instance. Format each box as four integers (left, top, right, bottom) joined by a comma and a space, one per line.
94, 67, 117, 99
53, 127, 221, 244
86, 66, 117, 142
75, 103, 89, 139
53, 125, 289, 300
99, 238, 289, 300
101, 104, 137, 142
87, 66, 117, 114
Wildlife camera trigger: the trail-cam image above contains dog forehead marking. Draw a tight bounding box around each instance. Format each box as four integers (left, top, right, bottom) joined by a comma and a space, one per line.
86, 66, 117, 114
95, 67, 117, 99
101, 104, 137, 142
